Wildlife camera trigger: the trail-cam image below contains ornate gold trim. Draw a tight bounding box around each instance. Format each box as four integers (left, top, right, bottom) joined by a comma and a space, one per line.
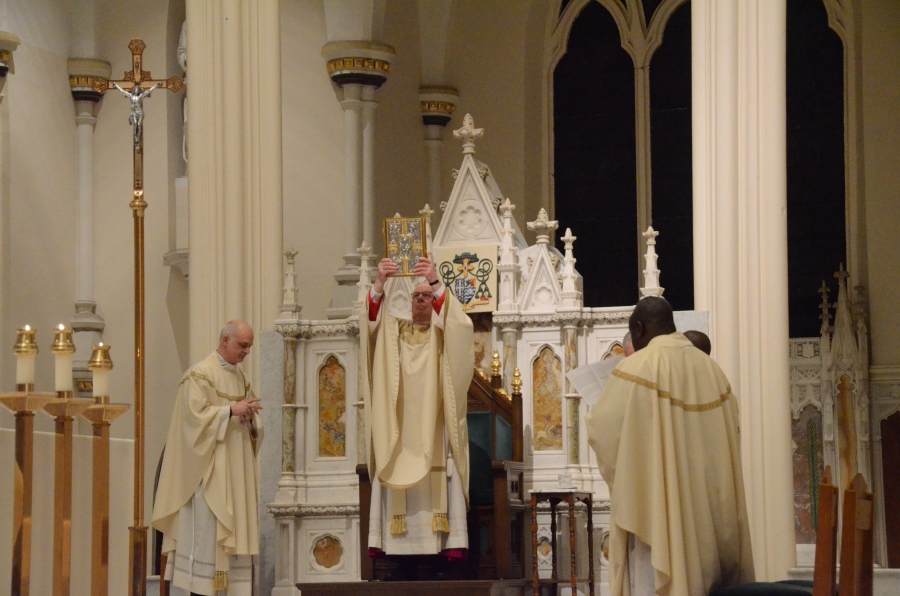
184, 371, 250, 402
326, 57, 391, 74
69, 74, 105, 89
610, 369, 732, 412
420, 101, 455, 114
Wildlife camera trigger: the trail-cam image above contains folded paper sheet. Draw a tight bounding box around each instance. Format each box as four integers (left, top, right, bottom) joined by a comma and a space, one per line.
566, 356, 623, 408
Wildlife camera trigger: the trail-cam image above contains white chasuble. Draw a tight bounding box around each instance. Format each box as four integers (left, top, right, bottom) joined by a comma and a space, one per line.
152, 352, 263, 595
585, 333, 754, 596
360, 290, 474, 554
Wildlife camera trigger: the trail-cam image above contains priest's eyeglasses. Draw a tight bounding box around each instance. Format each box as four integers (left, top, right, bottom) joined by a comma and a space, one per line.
411, 292, 435, 301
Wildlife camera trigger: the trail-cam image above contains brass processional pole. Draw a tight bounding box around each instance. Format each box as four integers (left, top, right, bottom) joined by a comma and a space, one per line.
92, 40, 182, 596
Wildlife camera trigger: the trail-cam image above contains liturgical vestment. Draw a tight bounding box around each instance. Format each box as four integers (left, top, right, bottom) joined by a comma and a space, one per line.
360, 286, 474, 555
152, 352, 263, 595
585, 333, 754, 596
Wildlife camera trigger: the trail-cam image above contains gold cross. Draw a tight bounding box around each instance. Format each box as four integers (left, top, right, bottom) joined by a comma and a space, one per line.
93, 39, 182, 94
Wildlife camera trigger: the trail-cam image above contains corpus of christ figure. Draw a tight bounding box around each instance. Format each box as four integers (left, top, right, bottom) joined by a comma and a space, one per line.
112, 81, 161, 147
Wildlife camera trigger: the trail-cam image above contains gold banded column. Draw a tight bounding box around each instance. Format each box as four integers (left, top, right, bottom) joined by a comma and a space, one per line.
80, 345, 129, 596
419, 87, 457, 208
321, 41, 394, 317
67, 57, 111, 398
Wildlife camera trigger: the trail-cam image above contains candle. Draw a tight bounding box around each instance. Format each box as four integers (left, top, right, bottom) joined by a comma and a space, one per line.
88, 343, 113, 401
52, 324, 75, 393
14, 325, 39, 388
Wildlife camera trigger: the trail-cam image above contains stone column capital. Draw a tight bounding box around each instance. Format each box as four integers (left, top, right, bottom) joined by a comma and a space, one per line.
322, 40, 395, 89
0, 31, 20, 77
67, 58, 111, 103
419, 86, 458, 127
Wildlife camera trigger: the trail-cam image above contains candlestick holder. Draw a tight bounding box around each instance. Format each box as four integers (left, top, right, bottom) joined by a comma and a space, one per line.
42, 391, 93, 596
0, 388, 57, 596
80, 399, 130, 596
82, 342, 127, 596
14, 326, 38, 392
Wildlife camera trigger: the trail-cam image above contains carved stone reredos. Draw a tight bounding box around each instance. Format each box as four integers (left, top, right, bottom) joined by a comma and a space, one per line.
432, 116, 528, 252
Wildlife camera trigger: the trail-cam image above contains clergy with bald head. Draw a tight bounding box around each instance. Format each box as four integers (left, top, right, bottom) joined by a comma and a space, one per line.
585, 297, 754, 596
360, 256, 474, 578
152, 320, 264, 595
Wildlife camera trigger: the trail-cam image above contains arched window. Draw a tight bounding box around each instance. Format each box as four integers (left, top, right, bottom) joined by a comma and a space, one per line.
786, 0, 845, 337
551, 0, 693, 309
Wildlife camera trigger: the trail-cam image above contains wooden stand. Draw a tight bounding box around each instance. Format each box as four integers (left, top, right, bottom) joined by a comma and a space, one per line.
529, 490, 594, 596
81, 403, 130, 596
43, 397, 94, 596
0, 391, 56, 596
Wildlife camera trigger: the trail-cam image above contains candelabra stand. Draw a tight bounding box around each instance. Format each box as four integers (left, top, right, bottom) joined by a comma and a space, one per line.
0, 388, 57, 596
80, 344, 129, 596
0, 325, 56, 596
42, 394, 94, 596
41, 325, 94, 596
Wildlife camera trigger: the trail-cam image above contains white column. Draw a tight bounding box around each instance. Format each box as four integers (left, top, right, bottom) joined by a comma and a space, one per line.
67, 58, 111, 391
187, 0, 283, 390
424, 125, 443, 207
419, 87, 457, 209
361, 85, 377, 249
75, 101, 95, 302
692, 0, 795, 580
320, 41, 394, 318
341, 83, 362, 257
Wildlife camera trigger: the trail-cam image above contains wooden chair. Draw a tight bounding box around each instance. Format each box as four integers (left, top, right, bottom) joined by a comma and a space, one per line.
837, 474, 874, 596
709, 467, 839, 596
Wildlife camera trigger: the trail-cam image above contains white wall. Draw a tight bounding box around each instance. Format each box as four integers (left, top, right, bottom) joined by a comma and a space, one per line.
861, 0, 900, 367
281, 0, 348, 320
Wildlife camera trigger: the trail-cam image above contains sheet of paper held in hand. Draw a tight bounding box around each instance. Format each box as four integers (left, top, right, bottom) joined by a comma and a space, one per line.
566, 356, 623, 408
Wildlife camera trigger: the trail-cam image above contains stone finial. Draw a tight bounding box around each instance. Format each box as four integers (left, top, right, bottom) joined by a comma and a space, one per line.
499, 199, 518, 267
639, 226, 664, 298
559, 228, 580, 302
491, 350, 501, 377
527, 208, 558, 245
561, 228, 576, 252
453, 113, 484, 155
280, 246, 302, 317
356, 241, 374, 305
511, 368, 522, 394
420, 204, 435, 260
834, 262, 849, 285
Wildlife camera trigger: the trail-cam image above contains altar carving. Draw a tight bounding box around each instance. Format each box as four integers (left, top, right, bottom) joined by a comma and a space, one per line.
787, 265, 875, 566
270, 114, 645, 592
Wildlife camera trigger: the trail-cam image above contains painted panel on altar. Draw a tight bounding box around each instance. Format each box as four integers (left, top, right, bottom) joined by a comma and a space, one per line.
318, 355, 346, 457
533, 346, 563, 451
793, 404, 824, 543
435, 244, 497, 313
603, 342, 625, 360
471, 312, 493, 374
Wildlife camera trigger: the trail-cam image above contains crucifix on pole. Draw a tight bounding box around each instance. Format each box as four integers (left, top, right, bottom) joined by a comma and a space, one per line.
93, 39, 182, 596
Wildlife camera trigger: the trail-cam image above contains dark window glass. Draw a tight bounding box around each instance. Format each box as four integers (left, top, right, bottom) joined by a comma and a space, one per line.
786, 0, 845, 337
649, 1, 693, 311
554, 1, 638, 307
